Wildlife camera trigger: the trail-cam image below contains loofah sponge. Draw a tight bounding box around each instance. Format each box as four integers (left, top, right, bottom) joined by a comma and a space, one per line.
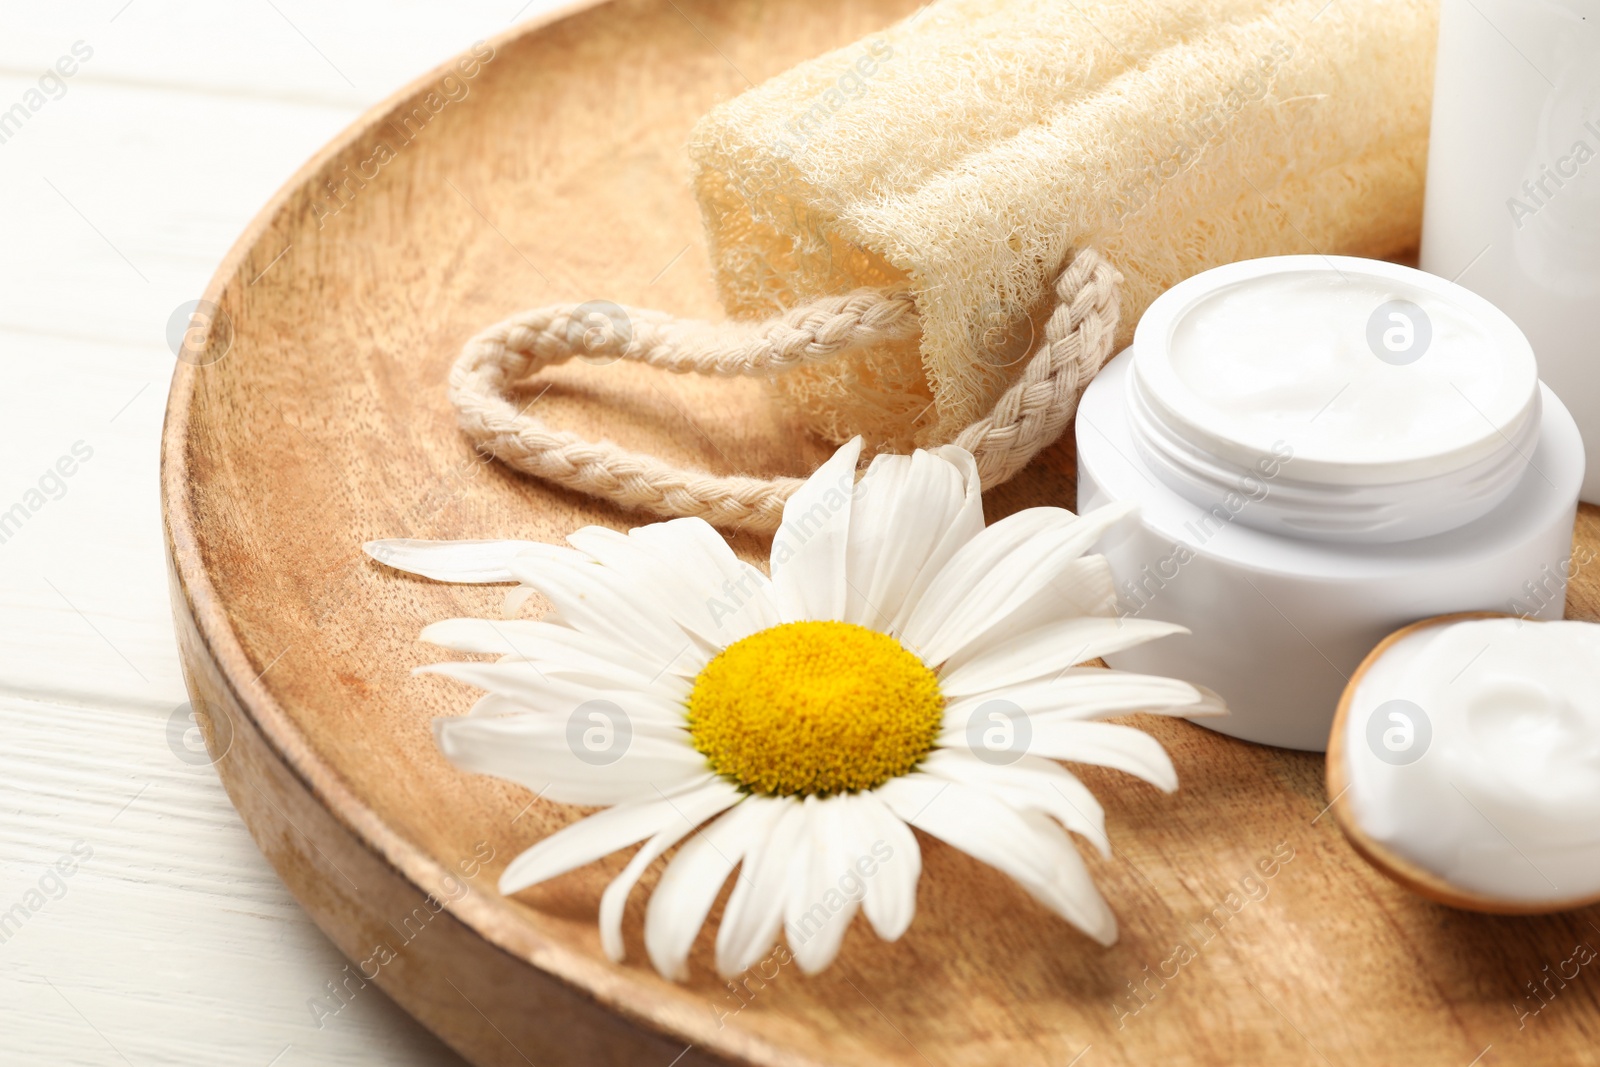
688, 0, 1437, 452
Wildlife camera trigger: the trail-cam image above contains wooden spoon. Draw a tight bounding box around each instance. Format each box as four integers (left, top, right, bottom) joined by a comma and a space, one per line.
1326, 610, 1600, 914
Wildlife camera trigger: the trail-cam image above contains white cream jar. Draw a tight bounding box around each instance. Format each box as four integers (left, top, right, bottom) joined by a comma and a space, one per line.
1077, 256, 1585, 750
1332, 616, 1600, 909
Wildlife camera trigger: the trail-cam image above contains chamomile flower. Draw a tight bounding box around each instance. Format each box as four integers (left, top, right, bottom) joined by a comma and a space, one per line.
366, 439, 1221, 980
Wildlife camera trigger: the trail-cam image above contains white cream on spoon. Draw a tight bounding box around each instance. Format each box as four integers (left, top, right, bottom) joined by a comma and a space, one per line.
1335, 616, 1600, 908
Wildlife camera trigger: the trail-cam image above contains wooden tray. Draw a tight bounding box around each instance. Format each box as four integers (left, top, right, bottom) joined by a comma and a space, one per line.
160, 2, 1600, 1063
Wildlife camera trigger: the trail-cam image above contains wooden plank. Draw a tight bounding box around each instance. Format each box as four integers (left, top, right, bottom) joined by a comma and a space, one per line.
0, 693, 463, 1065
0, 1, 530, 104
0, 3, 561, 1063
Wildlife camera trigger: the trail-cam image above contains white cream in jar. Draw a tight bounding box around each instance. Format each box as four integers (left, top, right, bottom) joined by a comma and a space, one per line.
1341, 617, 1600, 905
1126, 258, 1543, 542
1168, 271, 1526, 475
1077, 256, 1584, 749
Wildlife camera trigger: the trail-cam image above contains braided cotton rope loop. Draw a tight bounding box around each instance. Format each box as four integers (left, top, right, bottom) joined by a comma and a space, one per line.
953, 246, 1122, 485
449, 248, 1122, 532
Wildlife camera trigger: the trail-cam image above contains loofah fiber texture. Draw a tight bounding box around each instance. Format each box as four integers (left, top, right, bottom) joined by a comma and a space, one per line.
688, 0, 1437, 452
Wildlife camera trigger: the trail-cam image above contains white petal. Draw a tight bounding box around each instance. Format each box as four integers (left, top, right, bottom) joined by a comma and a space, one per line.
898, 509, 1070, 649
568, 519, 780, 647
919, 748, 1109, 857
843, 447, 981, 633
464, 693, 527, 718
1173, 683, 1227, 718
1019, 553, 1120, 619
783, 795, 860, 974
717, 799, 810, 976
852, 791, 921, 943
363, 539, 544, 583
421, 617, 647, 666
1018, 721, 1179, 793
839, 454, 910, 630
420, 661, 687, 728
942, 670, 1210, 735
927, 554, 1117, 676
946, 554, 1118, 641
503, 584, 538, 616
646, 797, 786, 980
1012, 808, 1119, 946
628, 518, 783, 645
433, 713, 705, 806
876, 775, 1116, 945
507, 553, 704, 676
499, 775, 717, 894
938, 617, 1189, 697
598, 779, 744, 961
902, 502, 1136, 664
420, 618, 688, 699
769, 437, 862, 622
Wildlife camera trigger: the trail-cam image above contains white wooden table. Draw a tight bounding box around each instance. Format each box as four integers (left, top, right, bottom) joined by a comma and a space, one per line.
0, 3, 566, 1062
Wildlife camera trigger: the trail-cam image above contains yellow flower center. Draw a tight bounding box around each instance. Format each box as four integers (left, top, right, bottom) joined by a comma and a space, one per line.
686, 620, 945, 797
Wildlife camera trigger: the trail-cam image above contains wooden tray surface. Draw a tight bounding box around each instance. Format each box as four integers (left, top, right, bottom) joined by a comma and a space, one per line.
161, 2, 1600, 1063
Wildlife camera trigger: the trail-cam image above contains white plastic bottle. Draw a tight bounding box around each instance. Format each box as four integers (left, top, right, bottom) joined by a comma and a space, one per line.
1420, 0, 1600, 503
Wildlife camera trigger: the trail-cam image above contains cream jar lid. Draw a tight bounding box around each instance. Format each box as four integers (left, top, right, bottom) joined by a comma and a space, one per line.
1127, 256, 1543, 543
